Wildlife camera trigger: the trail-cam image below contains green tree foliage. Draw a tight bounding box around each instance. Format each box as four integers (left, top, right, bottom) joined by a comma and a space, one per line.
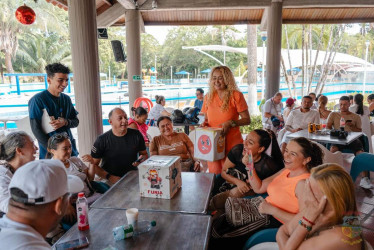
14, 32, 70, 73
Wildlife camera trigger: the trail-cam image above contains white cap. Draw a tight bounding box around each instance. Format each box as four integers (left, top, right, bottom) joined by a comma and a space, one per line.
9, 159, 84, 205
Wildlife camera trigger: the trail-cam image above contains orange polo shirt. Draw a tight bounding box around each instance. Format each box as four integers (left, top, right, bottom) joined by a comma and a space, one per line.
201, 90, 248, 173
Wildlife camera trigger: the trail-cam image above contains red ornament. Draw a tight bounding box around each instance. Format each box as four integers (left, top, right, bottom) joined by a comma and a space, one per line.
15, 5, 36, 25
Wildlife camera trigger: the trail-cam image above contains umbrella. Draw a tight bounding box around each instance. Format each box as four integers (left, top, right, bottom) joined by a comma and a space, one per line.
175, 70, 191, 75
201, 68, 211, 73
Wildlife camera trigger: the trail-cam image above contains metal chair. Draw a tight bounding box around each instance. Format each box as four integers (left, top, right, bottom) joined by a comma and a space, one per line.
350, 152, 374, 182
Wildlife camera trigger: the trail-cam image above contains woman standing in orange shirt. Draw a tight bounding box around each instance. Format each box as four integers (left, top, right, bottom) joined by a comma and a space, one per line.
201, 66, 250, 174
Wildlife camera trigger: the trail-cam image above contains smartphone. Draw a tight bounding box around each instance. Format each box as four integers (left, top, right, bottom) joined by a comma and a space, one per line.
55, 236, 89, 250
133, 157, 143, 165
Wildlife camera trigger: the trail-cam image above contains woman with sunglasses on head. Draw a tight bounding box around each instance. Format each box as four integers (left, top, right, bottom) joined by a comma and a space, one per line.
0, 131, 38, 214
47, 133, 101, 204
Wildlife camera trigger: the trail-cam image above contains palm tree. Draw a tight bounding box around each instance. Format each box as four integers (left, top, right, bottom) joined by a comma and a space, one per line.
246, 24, 258, 114
0, 0, 68, 73
14, 32, 71, 73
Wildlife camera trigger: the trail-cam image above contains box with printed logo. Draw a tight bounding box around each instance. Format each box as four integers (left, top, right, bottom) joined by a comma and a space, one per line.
194, 127, 225, 161
138, 155, 181, 199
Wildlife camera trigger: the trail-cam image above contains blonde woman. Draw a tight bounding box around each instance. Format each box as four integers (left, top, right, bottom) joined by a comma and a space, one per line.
201, 66, 250, 174
277, 164, 367, 250
318, 95, 331, 125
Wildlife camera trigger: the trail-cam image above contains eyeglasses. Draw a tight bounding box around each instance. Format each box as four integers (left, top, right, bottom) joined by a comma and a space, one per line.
51, 132, 69, 141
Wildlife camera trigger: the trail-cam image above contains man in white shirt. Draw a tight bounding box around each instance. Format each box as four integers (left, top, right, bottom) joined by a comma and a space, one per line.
262, 92, 284, 132
0, 160, 83, 249
281, 96, 320, 152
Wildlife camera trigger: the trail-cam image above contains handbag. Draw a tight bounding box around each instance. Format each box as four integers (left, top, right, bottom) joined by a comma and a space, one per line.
211, 196, 269, 238
225, 196, 269, 227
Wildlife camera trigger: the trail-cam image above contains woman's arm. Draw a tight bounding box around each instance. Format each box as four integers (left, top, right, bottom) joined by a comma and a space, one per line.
128, 123, 138, 130
243, 150, 283, 194
259, 200, 295, 224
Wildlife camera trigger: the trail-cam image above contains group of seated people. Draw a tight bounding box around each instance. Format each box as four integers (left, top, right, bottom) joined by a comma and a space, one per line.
264, 92, 373, 189
0, 87, 372, 249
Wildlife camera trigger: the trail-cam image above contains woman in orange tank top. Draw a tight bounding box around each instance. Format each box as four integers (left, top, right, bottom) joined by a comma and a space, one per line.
201, 66, 251, 174
209, 137, 324, 248
244, 137, 324, 224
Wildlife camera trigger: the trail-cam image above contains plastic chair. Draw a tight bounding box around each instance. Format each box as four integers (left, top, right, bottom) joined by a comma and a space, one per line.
243, 228, 279, 250
350, 152, 374, 182
314, 142, 344, 167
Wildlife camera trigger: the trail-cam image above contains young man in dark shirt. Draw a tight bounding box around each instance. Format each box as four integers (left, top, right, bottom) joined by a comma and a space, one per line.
82, 108, 148, 184
28, 63, 79, 159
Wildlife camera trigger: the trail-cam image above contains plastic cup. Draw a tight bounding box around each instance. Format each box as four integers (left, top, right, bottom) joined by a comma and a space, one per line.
126, 208, 139, 228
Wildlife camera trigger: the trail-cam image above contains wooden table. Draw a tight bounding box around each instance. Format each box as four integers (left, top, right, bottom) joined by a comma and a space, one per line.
54, 209, 212, 250
91, 171, 215, 214
286, 129, 363, 145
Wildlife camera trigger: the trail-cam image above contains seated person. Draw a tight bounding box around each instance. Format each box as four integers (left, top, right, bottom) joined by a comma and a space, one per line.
47, 133, 102, 204
148, 95, 171, 125
283, 97, 296, 122
129, 107, 150, 147
82, 108, 148, 184
209, 129, 284, 216
150, 116, 200, 172
0, 131, 37, 214
327, 96, 363, 156
277, 164, 367, 249
281, 96, 320, 153
318, 95, 331, 125
210, 137, 323, 249
367, 94, 374, 116
0, 160, 83, 249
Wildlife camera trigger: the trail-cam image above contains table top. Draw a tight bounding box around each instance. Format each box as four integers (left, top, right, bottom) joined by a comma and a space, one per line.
286, 129, 363, 145
91, 171, 215, 214
54, 209, 212, 250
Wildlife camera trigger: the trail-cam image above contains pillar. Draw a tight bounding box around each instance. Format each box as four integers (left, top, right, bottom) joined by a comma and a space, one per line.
265, 0, 283, 100
126, 10, 142, 114
68, 0, 103, 155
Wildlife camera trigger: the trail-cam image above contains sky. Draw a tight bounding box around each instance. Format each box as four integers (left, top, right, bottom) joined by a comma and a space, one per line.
144, 24, 361, 45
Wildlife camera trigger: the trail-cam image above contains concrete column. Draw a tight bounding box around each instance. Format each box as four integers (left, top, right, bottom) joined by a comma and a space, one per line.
126, 10, 142, 114
68, 0, 103, 155
265, 0, 283, 100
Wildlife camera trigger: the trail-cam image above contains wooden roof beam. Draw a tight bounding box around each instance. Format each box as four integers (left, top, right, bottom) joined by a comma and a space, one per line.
117, 0, 136, 9
283, 0, 374, 8
97, 2, 126, 28
260, 7, 268, 31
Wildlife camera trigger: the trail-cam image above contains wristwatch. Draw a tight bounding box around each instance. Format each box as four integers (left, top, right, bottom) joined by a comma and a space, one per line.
230, 120, 236, 127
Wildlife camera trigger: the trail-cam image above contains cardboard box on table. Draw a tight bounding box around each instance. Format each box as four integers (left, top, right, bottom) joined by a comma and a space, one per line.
194, 127, 225, 161
139, 155, 182, 199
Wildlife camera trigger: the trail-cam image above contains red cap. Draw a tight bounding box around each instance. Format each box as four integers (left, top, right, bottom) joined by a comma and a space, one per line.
78, 192, 85, 198
286, 98, 295, 106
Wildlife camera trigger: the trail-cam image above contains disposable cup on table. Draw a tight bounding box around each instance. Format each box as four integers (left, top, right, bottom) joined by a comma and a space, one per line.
126, 208, 139, 229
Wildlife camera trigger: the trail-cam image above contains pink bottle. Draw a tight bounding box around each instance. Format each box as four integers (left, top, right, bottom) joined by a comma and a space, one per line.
76, 192, 90, 231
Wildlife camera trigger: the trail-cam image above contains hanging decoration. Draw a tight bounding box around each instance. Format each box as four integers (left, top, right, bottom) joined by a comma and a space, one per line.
15, 4, 36, 25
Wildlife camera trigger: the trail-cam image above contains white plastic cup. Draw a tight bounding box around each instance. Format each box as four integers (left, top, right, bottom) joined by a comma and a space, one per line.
126, 208, 139, 229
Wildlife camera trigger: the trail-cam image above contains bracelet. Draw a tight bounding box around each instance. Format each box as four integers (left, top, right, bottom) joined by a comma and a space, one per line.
302, 216, 315, 225
298, 220, 312, 232
106, 173, 111, 180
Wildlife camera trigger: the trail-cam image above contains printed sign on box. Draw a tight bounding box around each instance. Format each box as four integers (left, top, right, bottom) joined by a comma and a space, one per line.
194, 127, 225, 161
139, 155, 181, 199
